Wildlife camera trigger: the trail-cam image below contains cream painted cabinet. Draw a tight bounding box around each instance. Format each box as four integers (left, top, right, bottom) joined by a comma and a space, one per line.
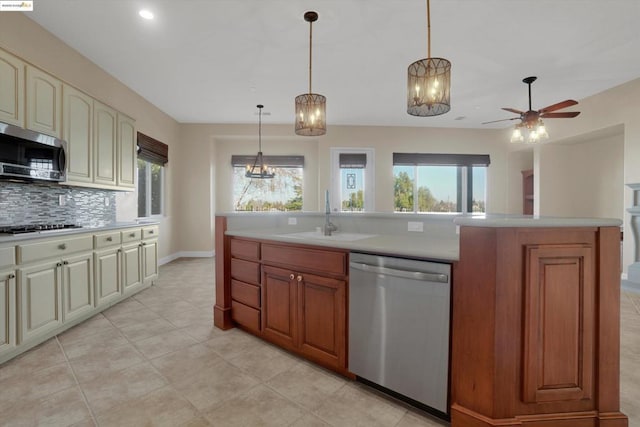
0, 49, 25, 127
122, 242, 143, 295
117, 113, 136, 188
26, 66, 62, 138
61, 252, 94, 323
17, 259, 63, 344
63, 84, 93, 184
94, 101, 117, 186
142, 239, 158, 284
0, 268, 17, 358
94, 247, 121, 307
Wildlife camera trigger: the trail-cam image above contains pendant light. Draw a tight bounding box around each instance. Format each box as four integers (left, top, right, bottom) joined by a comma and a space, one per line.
407, 0, 451, 116
245, 104, 275, 179
295, 11, 326, 136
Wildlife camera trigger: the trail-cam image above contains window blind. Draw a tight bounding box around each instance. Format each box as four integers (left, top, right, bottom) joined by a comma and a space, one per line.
339, 153, 367, 169
231, 155, 304, 168
137, 132, 169, 166
392, 153, 490, 167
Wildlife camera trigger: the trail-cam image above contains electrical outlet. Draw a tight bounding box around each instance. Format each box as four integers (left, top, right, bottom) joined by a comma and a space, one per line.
58, 195, 65, 206
288, 217, 297, 225
407, 221, 424, 232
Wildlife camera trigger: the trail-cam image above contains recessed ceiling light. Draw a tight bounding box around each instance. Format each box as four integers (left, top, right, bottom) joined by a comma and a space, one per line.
139, 9, 154, 20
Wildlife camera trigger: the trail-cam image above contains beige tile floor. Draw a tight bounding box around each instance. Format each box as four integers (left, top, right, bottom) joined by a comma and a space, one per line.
0, 257, 638, 427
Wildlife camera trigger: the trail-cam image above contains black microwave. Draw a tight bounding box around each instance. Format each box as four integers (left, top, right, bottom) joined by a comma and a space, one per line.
0, 122, 67, 182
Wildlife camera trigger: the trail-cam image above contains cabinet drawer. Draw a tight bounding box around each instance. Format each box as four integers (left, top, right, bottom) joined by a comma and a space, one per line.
93, 231, 122, 249
121, 228, 141, 243
231, 279, 260, 309
230, 258, 260, 285
231, 301, 260, 331
262, 244, 347, 276
142, 226, 159, 240
17, 235, 93, 264
230, 239, 260, 261
0, 247, 15, 269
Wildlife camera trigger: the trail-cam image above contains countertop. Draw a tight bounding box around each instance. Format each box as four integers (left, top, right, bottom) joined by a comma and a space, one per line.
0, 221, 160, 244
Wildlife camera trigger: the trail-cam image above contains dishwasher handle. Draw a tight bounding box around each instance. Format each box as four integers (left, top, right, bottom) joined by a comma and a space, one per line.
349, 261, 449, 283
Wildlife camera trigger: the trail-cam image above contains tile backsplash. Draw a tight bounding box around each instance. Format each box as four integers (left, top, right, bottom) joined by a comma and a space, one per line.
0, 181, 116, 227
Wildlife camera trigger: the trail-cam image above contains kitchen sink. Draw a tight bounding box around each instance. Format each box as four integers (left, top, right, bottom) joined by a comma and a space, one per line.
282, 231, 377, 241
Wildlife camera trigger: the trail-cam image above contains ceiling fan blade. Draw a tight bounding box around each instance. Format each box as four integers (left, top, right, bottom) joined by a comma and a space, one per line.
501, 107, 524, 115
540, 111, 581, 119
539, 99, 578, 114
481, 117, 520, 125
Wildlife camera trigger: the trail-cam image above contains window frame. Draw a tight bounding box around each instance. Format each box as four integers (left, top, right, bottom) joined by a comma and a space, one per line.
137, 158, 165, 219
330, 147, 375, 212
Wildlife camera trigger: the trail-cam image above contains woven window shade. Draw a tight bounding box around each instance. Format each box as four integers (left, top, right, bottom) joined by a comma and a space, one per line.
137, 132, 168, 166
339, 153, 367, 169
393, 153, 490, 167
231, 155, 304, 168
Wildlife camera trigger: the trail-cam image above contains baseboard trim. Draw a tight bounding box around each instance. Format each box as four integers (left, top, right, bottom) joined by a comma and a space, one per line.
159, 251, 215, 265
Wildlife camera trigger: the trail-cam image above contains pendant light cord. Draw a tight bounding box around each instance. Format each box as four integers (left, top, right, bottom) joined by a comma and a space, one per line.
258, 106, 262, 152
427, 0, 431, 59
308, 19, 313, 94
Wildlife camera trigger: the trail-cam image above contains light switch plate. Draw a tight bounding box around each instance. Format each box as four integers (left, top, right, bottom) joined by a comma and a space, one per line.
288, 217, 297, 225
407, 221, 424, 232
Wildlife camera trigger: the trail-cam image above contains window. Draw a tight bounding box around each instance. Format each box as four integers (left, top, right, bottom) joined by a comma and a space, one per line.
393, 153, 489, 213
232, 155, 304, 211
137, 132, 168, 218
330, 148, 375, 212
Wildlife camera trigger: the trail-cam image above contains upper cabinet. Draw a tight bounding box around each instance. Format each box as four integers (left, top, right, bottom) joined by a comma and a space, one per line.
0, 50, 25, 127
63, 84, 93, 184
26, 66, 62, 139
93, 101, 118, 187
117, 113, 136, 189
0, 47, 136, 192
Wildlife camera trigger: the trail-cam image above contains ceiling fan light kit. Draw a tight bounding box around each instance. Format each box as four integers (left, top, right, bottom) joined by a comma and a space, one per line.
407, 0, 451, 117
484, 76, 581, 143
295, 11, 327, 136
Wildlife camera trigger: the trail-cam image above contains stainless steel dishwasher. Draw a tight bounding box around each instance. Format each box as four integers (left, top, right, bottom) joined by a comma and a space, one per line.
349, 252, 451, 416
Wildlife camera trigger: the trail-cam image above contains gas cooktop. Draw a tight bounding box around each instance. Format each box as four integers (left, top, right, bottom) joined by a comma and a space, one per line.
0, 224, 82, 235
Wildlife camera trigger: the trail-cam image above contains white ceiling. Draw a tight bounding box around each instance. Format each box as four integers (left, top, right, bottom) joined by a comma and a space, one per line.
25, 0, 640, 129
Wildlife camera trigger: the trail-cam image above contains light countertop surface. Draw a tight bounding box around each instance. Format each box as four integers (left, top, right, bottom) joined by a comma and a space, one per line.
0, 221, 160, 244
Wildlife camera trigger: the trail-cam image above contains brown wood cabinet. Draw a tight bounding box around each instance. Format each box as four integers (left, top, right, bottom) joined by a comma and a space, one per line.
214, 219, 348, 373
451, 225, 627, 426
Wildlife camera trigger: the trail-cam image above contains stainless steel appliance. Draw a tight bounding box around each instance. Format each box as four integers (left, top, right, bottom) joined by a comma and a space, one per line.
0, 224, 81, 235
0, 122, 67, 182
349, 252, 451, 417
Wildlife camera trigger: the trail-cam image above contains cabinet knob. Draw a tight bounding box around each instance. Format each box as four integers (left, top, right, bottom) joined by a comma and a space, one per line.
58, 243, 67, 250
149, 230, 154, 234
106, 237, 113, 241
56, 262, 62, 267
141, 242, 147, 246
8, 274, 15, 279
297, 275, 303, 282
118, 249, 122, 253
289, 274, 295, 280
63, 260, 69, 265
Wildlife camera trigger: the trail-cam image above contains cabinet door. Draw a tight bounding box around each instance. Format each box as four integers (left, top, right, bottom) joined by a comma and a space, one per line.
0, 49, 25, 127
117, 113, 136, 188
63, 85, 93, 184
26, 66, 62, 138
122, 243, 143, 294
297, 272, 346, 369
141, 239, 158, 284
62, 252, 94, 323
0, 269, 16, 356
262, 265, 297, 349
93, 101, 117, 186
94, 247, 122, 307
17, 260, 62, 344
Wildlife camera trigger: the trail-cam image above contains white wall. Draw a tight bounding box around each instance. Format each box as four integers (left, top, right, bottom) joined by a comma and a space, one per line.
505, 148, 534, 214
538, 132, 624, 219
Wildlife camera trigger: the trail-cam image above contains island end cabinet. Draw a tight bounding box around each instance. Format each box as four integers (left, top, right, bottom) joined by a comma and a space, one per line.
214, 216, 628, 426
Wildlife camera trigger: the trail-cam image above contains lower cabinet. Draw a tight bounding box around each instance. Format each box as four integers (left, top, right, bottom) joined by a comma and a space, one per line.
122, 242, 143, 295
95, 246, 122, 307
0, 269, 16, 357
262, 265, 297, 348
141, 239, 158, 284
61, 252, 94, 323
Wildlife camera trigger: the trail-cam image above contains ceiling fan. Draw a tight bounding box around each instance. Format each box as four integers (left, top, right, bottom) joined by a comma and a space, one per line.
483, 76, 581, 142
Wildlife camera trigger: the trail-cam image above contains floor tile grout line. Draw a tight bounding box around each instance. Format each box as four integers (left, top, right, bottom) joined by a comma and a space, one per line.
54, 336, 99, 427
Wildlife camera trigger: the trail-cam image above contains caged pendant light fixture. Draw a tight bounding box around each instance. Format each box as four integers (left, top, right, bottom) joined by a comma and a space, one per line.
245, 104, 275, 179
295, 11, 326, 136
407, 0, 451, 117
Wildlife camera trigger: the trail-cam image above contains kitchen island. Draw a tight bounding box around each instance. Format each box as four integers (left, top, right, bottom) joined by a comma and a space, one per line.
214, 212, 628, 426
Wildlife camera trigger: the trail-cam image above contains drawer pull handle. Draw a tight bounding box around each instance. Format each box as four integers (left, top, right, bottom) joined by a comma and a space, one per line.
58, 244, 67, 250
129, 233, 136, 237
297, 275, 303, 282
107, 237, 113, 241
149, 230, 154, 234
289, 274, 295, 280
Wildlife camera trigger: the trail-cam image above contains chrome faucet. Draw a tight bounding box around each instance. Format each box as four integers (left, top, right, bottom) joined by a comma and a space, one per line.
323, 190, 337, 236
